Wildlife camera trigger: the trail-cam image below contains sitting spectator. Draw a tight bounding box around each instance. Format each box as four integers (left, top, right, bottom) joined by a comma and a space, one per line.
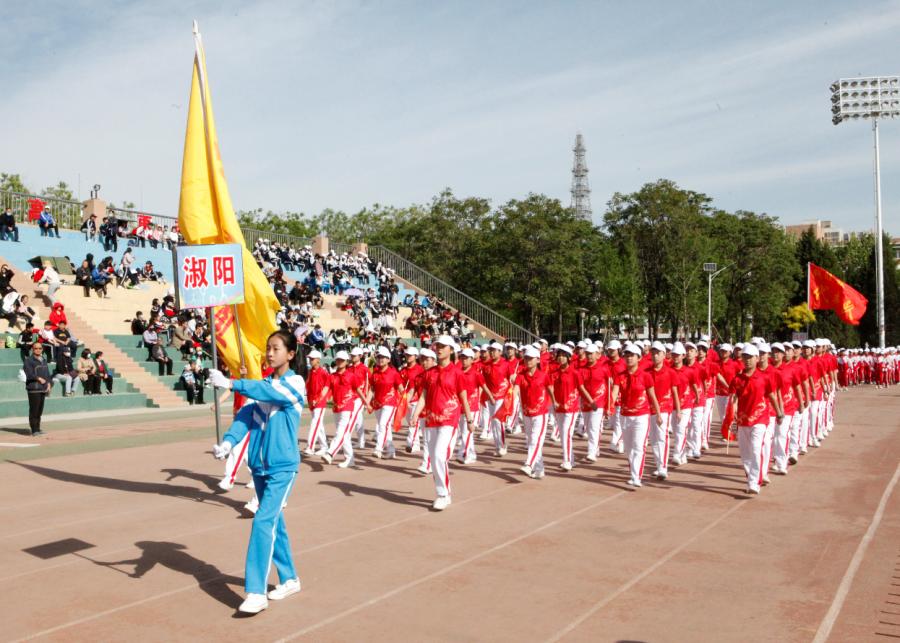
0, 207, 19, 242
180, 360, 206, 405
38, 207, 61, 238
81, 215, 98, 243
38, 261, 62, 304
142, 322, 161, 360
90, 264, 110, 297
130, 311, 147, 341
141, 261, 164, 283
52, 320, 79, 360
53, 347, 77, 397
117, 247, 139, 288
17, 322, 39, 361
48, 302, 67, 329
0, 264, 15, 295
93, 351, 113, 394
77, 349, 98, 395
75, 260, 93, 297
2, 292, 35, 328
171, 318, 192, 358
150, 339, 174, 376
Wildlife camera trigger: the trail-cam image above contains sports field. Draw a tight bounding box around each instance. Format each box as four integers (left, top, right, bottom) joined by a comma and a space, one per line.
1, 387, 898, 642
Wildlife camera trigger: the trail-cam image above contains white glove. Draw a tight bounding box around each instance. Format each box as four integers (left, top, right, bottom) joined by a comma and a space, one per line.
212, 442, 232, 460
208, 369, 232, 390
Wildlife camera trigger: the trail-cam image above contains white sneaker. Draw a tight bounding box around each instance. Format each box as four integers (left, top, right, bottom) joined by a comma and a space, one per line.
386, 446, 396, 459
585, 454, 598, 463
245, 478, 255, 489
217, 479, 233, 492
321, 452, 333, 464
303, 448, 315, 456
373, 449, 383, 459
411, 445, 421, 454
519, 464, 533, 476
432, 496, 451, 511
244, 498, 259, 514
656, 471, 668, 480
267, 578, 301, 600
560, 462, 573, 471
314, 448, 327, 457
499, 446, 508, 456
416, 464, 431, 475
463, 457, 477, 465
238, 593, 268, 614
532, 470, 545, 479
627, 479, 642, 488
552, 436, 561, 444
615, 442, 625, 454
338, 456, 355, 469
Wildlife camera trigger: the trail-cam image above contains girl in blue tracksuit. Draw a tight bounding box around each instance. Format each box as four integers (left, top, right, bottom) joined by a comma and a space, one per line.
210, 329, 306, 614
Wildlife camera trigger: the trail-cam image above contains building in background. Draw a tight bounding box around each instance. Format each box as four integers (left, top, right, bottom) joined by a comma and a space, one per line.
784, 220, 858, 246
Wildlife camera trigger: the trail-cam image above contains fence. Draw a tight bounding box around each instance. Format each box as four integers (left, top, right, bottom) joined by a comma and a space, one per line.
0, 190, 537, 343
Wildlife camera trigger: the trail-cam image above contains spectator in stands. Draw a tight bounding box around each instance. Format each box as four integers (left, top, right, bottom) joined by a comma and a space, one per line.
150, 225, 164, 249
142, 322, 161, 360
101, 215, 119, 252
75, 260, 93, 297
171, 318, 192, 358
117, 247, 139, 288
81, 215, 98, 243
17, 322, 38, 361
0, 207, 19, 242
52, 320, 78, 361
91, 263, 110, 298
38, 261, 62, 304
77, 349, 98, 395
309, 324, 325, 351
93, 351, 113, 394
150, 338, 174, 376
180, 360, 206, 405
0, 264, 14, 295
48, 302, 67, 329
130, 311, 147, 342
53, 347, 77, 397
142, 260, 164, 283
38, 207, 61, 238
2, 292, 35, 328
24, 342, 51, 436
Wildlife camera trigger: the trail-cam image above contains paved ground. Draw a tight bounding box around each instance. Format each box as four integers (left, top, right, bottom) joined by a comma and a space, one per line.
2, 385, 898, 642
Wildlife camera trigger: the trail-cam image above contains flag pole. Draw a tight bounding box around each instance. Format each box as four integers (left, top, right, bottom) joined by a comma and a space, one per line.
209, 306, 221, 443
806, 262, 811, 339
232, 304, 246, 372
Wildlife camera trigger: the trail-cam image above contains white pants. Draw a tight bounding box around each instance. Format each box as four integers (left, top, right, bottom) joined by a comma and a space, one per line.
583, 408, 604, 459
485, 399, 507, 451
574, 410, 585, 435
773, 413, 793, 471
715, 395, 730, 425
622, 414, 650, 483
328, 407, 361, 461
508, 395, 522, 432
609, 407, 623, 447
788, 410, 803, 459
306, 407, 328, 451
648, 411, 670, 475
760, 417, 775, 480
353, 399, 366, 446
556, 412, 577, 467
703, 398, 714, 447
808, 401, 820, 445
373, 405, 396, 453
815, 399, 826, 440
223, 432, 250, 486
457, 415, 476, 462
672, 408, 691, 461
737, 424, 766, 492
478, 402, 491, 439
687, 406, 706, 456
798, 406, 810, 452
425, 426, 454, 499
523, 413, 548, 475
406, 402, 421, 450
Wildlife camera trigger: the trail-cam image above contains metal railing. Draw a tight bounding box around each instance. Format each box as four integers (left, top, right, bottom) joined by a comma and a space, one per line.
0, 190, 535, 343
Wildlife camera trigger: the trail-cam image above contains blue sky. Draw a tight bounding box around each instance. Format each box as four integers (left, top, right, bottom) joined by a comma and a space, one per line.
4, 0, 900, 233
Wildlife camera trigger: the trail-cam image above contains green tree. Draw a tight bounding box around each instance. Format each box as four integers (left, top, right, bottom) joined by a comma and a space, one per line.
0, 173, 30, 194
40, 181, 74, 201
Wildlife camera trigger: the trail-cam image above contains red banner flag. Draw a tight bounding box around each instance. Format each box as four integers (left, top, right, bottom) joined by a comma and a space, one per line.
808, 262, 868, 326
720, 400, 736, 441
27, 198, 45, 221
493, 389, 515, 422
392, 393, 409, 432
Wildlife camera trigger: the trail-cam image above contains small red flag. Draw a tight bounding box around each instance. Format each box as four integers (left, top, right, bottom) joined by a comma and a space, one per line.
808, 262, 868, 326
720, 401, 736, 441
393, 394, 409, 432
493, 389, 514, 422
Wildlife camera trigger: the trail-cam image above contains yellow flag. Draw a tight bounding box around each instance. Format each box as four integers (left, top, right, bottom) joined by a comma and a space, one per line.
177, 37, 278, 380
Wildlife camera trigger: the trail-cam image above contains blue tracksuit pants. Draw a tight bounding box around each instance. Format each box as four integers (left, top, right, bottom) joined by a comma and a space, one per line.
245, 470, 297, 594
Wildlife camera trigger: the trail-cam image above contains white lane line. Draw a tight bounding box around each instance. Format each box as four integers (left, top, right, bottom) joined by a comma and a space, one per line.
0, 443, 40, 448
16, 481, 524, 641
277, 490, 629, 641
544, 500, 744, 642
812, 462, 900, 643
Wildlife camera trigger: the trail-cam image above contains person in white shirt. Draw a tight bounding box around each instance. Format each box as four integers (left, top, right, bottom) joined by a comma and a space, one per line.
39, 262, 62, 304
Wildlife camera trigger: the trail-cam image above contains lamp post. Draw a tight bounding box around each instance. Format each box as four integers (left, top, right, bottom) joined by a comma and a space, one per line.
830, 76, 898, 349
703, 262, 732, 338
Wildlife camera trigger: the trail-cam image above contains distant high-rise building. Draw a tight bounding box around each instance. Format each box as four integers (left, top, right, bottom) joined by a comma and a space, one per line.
570, 133, 592, 221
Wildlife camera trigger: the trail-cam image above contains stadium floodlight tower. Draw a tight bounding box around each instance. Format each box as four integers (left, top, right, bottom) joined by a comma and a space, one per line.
830, 76, 899, 349
570, 133, 592, 221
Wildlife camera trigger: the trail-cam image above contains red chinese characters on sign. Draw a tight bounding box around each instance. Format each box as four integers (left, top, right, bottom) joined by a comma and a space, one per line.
213, 256, 236, 286
213, 306, 235, 349
182, 256, 209, 289
27, 198, 45, 221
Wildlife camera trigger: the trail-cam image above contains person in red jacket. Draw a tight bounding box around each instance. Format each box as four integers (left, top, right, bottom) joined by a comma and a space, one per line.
322, 351, 370, 468
371, 346, 405, 459
516, 346, 552, 478
611, 344, 662, 488
728, 344, 783, 495
304, 350, 331, 455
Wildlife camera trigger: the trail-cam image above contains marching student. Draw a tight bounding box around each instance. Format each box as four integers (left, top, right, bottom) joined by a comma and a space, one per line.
610, 344, 662, 488
409, 336, 474, 511
303, 350, 331, 455
697, 341, 717, 450
349, 347, 371, 449
646, 341, 679, 480
756, 343, 777, 484
400, 347, 424, 452
579, 344, 612, 462
714, 343, 740, 429
516, 345, 552, 478
371, 346, 404, 459
604, 340, 627, 453
457, 348, 488, 464
771, 343, 804, 473
482, 342, 514, 457
209, 330, 306, 614
669, 343, 695, 466
321, 351, 370, 468
728, 343, 783, 495
415, 348, 438, 474
548, 345, 591, 472
684, 342, 706, 460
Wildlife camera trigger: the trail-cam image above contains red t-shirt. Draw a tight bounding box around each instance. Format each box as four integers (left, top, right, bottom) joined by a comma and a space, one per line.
550, 365, 583, 413
401, 363, 424, 401
516, 368, 550, 417
371, 365, 403, 409
616, 368, 656, 417
729, 368, 775, 427
483, 359, 512, 398
702, 359, 718, 397
686, 362, 705, 405
331, 368, 361, 413
306, 366, 332, 410
757, 364, 779, 413
715, 359, 741, 396
775, 361, 801, 414
459, 365, 485, 407
672, 365, 694, 409
352, 361, 370, 395
422, 362, 466, 428
579, 361, 611, 411
646, 364, 676, 413
608, 358, 626, 406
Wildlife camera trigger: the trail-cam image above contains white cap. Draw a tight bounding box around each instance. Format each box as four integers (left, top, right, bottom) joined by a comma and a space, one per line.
803, 340, 816, 348
671, 342, 686, 356
504, 341, 517, 348
650, 340, 666, 352
376, 346, 392, 358
461, 348, 475, 358
624, 344, 642, 356
566, 341, 576, 347
594, 340, 604, 349
771, 342, 785, 353
308, 350, 322, 359
792, 340, 803, 348
405, 347, 419, 356
698, 340, 709, 348
585, 344, 600, 354
576, 340, 588, 349
538, 338, 549, 344
664, 342, 674, 351
523, 346, 540, 359
758, 342, 771, 353
350, 347, 364, 356
741, 344, 760, 357
735, 342, 745, 350
718, 343, 733, 352
815, 338, 829, 346
434, 335, 458, 350
490, 342, 503, 351
420, 348, 436, 359
684, 341, 697, 349
700, 334, 711, 342
607, 339, 622, 351
334, 350, 350, 361
557, 344, 573, 355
